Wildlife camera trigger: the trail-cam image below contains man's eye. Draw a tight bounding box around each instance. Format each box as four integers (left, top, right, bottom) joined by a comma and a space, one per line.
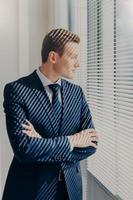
71, 56, 77, 59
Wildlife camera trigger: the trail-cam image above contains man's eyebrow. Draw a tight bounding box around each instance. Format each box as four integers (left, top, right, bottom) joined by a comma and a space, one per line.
68, 52, 78, 57
66, 50, 79, 56
72, 54, 78, 57
69, 52, 78, 56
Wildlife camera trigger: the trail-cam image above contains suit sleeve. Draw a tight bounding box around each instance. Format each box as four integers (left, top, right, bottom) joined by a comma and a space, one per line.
3, 83, 73, 163
69, 86, 97, 162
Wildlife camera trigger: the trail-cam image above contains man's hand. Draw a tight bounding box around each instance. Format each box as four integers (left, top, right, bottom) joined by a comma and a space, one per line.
22, 121, 98, 149
68, 129, 98, 149
22, 119, 41, 138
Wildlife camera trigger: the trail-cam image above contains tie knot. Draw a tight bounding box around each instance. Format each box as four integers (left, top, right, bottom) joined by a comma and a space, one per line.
48, 83, 61, 93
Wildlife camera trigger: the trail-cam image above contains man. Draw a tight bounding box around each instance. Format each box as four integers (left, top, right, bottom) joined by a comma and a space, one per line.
2, 29, 98, 200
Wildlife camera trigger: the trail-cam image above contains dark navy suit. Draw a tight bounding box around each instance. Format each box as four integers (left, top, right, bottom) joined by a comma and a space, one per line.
2, 70, 96, 200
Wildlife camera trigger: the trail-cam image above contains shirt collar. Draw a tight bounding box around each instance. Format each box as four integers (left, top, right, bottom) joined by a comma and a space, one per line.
36, 67, 61, 87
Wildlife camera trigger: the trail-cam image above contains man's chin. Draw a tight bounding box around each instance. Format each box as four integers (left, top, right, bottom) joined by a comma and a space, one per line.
62, 74, 74, 79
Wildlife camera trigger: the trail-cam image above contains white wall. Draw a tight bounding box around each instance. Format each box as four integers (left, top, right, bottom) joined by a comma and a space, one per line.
0, 0, 50, 198
0, 0, 18, 197
28, 0, 50, 71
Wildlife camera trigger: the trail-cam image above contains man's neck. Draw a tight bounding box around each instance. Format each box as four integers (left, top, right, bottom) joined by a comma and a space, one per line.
39, 64, 60, 83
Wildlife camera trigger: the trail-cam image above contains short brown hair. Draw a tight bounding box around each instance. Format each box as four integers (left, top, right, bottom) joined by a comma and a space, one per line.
41, 28, 80, 63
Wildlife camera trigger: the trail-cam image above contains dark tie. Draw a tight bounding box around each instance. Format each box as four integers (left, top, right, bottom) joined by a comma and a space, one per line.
48, 83, 62, 132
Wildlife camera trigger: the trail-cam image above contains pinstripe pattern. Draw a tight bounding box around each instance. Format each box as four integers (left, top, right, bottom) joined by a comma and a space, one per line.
2, 70, 97, 200
48, 84, 62, 133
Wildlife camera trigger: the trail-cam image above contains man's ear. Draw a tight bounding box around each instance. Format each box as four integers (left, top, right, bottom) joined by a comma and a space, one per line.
48, 51, 58, 64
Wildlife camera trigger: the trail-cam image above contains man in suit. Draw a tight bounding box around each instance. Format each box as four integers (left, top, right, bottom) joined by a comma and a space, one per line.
2, 28, 98, 200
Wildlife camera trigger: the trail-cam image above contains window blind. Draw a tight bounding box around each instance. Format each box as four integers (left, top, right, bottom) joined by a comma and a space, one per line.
87, 0, 133, 199
114, 0, 133, 199
86, 0, 117, 196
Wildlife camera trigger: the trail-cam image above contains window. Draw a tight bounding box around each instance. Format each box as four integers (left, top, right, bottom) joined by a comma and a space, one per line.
87, 0, 133, 199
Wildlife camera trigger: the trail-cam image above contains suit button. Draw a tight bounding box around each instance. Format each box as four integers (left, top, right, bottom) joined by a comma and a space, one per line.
58, 170, 64, 181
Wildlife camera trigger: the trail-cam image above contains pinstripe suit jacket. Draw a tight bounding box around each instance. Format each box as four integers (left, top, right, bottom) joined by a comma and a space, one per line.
2, 70, 97, 200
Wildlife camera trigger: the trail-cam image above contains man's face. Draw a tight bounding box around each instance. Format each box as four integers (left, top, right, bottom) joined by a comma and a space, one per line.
54, 42, 80, 79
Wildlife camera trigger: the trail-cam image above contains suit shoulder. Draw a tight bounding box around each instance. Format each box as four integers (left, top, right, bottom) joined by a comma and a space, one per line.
62, 79, 81, 90
5, 73, 32, 87
4, 71, 36, 91
3, 72, 35, 98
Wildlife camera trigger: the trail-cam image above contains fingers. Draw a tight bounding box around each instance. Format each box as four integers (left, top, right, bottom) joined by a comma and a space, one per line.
22, 129, 32, 135
78, 132, 98, 144
21, 119, 41, 138
91, 137, 98, 142
89, 141, 97, 148
83, 129, 95, 134
82, 129, 98, 136
22, 124, 32, 130
22, 129, 35, 138
86, 129, 99, 140
22, 129, 41, 138
22, 119, 33, 130
73, 130, 99, 148
81, 131, 98, 140
82, 129, 99, 147
22, 120, 33, 136
25, 119, 33, 127
91, 134, 99, 140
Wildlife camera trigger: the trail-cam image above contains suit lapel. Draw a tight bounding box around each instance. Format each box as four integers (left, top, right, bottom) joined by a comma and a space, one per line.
59, 80, 70, 135
28, 70, 72, 136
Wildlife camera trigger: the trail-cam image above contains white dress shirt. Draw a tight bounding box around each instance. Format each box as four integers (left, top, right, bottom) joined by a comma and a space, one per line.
36, 67, 73, 151
36, 67, 62, 104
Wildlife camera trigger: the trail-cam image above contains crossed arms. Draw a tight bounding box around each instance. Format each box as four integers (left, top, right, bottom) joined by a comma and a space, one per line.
3, 83, 98, 164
